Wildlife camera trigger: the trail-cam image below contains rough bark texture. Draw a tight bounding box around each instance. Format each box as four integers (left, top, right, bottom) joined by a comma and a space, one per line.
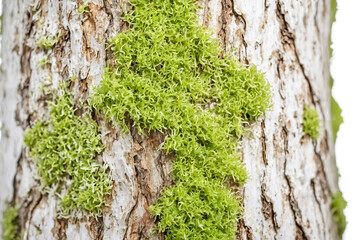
0, 0, 339, 239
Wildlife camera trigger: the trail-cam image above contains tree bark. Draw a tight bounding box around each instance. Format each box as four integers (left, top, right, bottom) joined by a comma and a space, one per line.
0, 0, 339, 239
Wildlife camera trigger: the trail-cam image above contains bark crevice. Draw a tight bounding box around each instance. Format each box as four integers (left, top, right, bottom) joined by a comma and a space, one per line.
282, 127, 308, 240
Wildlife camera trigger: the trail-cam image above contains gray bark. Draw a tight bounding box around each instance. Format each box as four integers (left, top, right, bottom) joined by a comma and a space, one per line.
0, 0, 339, 239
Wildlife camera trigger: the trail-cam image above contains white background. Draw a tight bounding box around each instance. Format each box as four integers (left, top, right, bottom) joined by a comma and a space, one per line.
332, 0, 360, 239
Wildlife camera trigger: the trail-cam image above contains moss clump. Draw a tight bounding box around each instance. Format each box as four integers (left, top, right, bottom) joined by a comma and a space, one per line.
331, 191, 347, 238
77, 2, 89, 15
91, 0, 271, 238
24, 85, 112, 217
329, 0, 343, 143
37, 34, 61, 49
38, 58, 50, 69
303, 105, 320, 140
331, 96, 343, 142
1, 206, 19, 240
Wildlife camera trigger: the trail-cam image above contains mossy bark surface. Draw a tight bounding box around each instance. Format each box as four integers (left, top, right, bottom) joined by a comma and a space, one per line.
0, 0, 340, 239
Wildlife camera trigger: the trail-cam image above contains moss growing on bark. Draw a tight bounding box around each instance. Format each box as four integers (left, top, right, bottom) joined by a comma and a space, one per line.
91, 0, 271, 238
24, 84, 112, 217
331, 96, 343, 142
1, 206, 20, 240
36, 33, 61, 49
331, 191, 347, 238
77, 2, 89, 15
329, 0, 343, 143
38, 57, 50, 69
329, 2, 346, 235
303, 105, 320, 140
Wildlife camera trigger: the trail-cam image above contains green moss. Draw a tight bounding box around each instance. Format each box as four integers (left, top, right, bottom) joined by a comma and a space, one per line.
77, 2, 89, 15
1, 206, 20, 240
329, 3, 346, 237
303, 105, 320, 140
24, 84, 112, 217
37, 33, 61, 49
91, 0, 271, 238
38, 58, 50, 69
331, 191, 347, 238
331, 96, 343, 142
329, 0, 337, 59
329, 0, 343, 143
30, 4, 39, 13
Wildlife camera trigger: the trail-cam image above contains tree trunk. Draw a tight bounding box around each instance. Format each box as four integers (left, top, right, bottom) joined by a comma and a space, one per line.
0, 0, 340, 239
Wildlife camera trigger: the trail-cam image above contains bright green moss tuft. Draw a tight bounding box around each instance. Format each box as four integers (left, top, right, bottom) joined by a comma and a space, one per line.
37, 34, 61, 49
91, 0, 271, 238
77, 2, 89, 15
150, 176, 243, 239
330, 96, 343, 142
1, 206, 20, 240
24, 85, 112, 217
303, 105, 320, 140
331, 191, 347, 238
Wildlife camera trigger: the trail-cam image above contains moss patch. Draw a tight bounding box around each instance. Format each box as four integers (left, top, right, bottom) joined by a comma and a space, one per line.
37, 33, 61, 49
24, 84, 112, 217
331, 96, 343, 142
91, 0, 271, 238
77, 2, 89, 15
1, 206, 19, 240
38, 57, 50, 69
329, 0, 343, 143
303, 105, 320, 140
329, 3, 346, 238
331, 191, 347, 238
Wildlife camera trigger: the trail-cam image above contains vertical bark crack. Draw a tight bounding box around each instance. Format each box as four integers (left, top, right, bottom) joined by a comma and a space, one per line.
261, 184, 279, 234
123, 195, 139, 240
261, 120, 268, 166
310, 178, 326, 239
24, 190, 43, 239
282, 127, 308, 240
10, 151, 23, 207
313, 144, 331, 197
275, 1, 316, 107
314, 1, 321, 40
219, 0, 229, 52
52, 218, 68, 240
237, 189, 253, 240
229, 0, 248, 63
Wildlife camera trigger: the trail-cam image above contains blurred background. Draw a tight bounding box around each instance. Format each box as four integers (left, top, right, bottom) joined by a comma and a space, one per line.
332, 0, 360, 239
